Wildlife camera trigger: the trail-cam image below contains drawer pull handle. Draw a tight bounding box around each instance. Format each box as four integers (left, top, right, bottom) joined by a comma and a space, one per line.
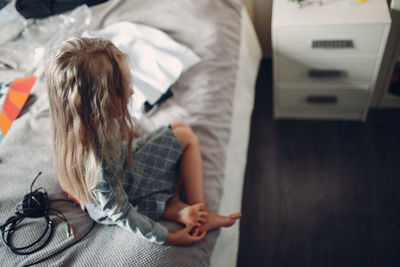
308, 69, 344, 78
306, 95, 338, 104
312, 40, 354, 49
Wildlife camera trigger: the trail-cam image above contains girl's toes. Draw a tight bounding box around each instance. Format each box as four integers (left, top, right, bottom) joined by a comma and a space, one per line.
229, 213, 242, 220
200, 211, 209, 217
198, 217, 207, 223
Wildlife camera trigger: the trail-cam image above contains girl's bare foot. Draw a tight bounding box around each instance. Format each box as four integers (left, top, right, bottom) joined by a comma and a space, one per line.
178, 203, 208, 226
163, 196, 208, 226
200, 212, 242, 232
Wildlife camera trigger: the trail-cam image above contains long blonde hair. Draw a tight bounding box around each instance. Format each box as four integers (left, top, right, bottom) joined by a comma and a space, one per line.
46, 37, 135, 205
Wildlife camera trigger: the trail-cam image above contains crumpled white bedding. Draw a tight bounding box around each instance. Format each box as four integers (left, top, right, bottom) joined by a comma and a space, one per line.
0, 0, 246, 266
83, 21, 200, 110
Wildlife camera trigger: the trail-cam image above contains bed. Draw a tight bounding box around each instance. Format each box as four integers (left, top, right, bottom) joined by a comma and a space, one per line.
0, 0, 262, 266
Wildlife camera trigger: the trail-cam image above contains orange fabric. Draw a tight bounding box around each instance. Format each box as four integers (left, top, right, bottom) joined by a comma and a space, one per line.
0, 76, 36, 137
10, 76, 36, 93
0, 110, 12, 135
3, 95, 20, 121
8, 89, 29, 109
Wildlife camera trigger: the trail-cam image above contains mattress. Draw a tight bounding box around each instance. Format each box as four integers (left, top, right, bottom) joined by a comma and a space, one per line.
210, 7, 262, 267
0, 0, 261, 266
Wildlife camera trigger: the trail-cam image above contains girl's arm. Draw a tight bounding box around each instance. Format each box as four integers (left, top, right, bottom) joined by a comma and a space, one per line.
165, 223, 206, 246
86, 188, 169, 244
86, 188, 206, 246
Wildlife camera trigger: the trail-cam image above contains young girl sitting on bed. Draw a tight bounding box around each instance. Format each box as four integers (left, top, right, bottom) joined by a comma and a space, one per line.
45, 37, 241, 246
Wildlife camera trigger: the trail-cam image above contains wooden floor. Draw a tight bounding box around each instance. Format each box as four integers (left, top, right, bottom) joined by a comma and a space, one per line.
237, 59, 400, 267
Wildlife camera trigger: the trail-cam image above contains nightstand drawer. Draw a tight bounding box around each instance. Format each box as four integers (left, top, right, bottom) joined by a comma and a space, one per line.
277, 56, 376, 84
276, 25, 385, 57
278, 88, 369, 109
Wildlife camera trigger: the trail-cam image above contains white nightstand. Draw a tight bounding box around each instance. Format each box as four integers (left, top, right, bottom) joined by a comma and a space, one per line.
272, 0, 391, 120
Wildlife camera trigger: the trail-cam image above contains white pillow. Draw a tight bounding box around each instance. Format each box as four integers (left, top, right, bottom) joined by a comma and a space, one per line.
83, 21, 200, 116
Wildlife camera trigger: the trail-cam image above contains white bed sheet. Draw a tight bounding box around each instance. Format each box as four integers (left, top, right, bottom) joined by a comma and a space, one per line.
210, 7, 262, 267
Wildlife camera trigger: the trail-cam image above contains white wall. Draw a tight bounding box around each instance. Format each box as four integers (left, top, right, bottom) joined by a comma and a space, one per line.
254, 0, 272, 57
371, 0, 400, 106
242, 0, 272, 57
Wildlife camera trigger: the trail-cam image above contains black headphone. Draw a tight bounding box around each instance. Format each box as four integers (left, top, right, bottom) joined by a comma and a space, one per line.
1, 172, 53, 256
0, 172, 96, 266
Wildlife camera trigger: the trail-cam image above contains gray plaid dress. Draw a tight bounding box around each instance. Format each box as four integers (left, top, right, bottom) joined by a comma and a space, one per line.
85, 126, 183, 244
124, 126, 183, 221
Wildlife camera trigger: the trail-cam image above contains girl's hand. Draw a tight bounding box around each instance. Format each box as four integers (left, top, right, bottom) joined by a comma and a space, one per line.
165, 223, 206, 246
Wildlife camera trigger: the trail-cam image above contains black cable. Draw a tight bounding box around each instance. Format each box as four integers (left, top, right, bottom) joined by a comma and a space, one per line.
0, 172, 96, 266
1, 172, 53, 255
23, 220, 96, 267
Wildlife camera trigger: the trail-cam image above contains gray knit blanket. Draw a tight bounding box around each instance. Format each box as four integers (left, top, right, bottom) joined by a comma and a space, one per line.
0, 0, 242, 266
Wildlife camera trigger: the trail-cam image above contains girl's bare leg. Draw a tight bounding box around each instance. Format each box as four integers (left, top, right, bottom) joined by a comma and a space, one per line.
171, 121, 205, 205
162, 122, 208, 225
170, 122, 241, 230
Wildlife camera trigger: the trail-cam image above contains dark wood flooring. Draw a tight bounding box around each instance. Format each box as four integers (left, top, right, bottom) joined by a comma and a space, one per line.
237, 59, 400, 267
